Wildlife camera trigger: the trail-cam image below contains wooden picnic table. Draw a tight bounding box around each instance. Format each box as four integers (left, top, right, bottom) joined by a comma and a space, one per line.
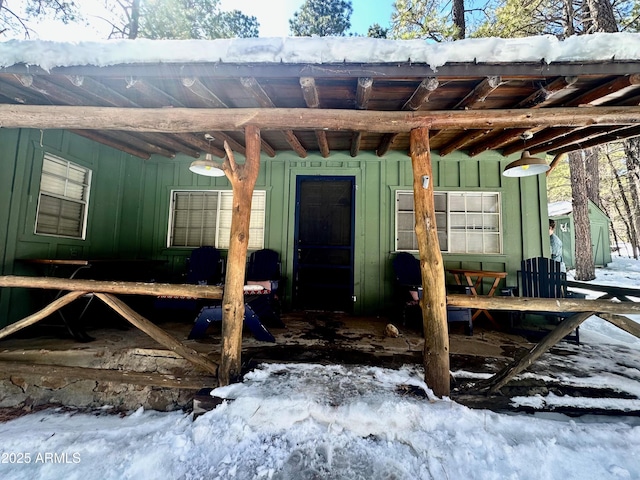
446, 268, 508, 325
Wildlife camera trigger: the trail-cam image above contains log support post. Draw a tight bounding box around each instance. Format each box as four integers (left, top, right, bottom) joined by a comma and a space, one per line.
219, 125, 262, 386
410, 127, 450, 398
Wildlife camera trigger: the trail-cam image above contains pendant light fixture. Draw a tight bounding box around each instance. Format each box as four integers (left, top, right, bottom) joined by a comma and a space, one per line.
189, 152, 225, 177
190, 134, 225, 177
502, 150, 550, 177
502, 133, 549, 177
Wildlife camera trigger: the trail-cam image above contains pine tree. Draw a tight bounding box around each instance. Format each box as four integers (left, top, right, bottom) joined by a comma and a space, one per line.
391, 0, 476, 42
367, 23, 389, 38
139, 0, 258, 39
289, 0, 353, 37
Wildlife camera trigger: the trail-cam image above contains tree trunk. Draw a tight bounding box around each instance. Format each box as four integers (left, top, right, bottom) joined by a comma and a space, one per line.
569, 150, 596, 280
607, 148, 639, 258
219, 126, 261, 387
600, 202, 624, 259
129, 0, 140, 39
585, 0, 619, 33
410, 128, 450, 398
585, 147, 600, 206
452, 0, 465, 39
562, 0, 575, 37
624, 137, 640, 257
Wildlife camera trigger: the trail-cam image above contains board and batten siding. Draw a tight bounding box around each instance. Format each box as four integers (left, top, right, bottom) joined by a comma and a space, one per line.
0, 129, 549, 325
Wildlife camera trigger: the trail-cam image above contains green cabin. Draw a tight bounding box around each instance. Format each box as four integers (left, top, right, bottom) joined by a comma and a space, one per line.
548, 200, 612, 269
1, 35, 639, 328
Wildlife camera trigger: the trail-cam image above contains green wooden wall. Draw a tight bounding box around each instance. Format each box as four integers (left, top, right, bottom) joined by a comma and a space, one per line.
0, 129, 550, 326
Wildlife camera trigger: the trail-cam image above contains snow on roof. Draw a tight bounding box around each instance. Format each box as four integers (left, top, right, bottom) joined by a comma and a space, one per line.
1, 32, 640, 72
548, 200, 573, 217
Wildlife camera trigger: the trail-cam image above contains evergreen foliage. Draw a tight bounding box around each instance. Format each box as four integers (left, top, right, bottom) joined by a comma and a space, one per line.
391, 0, 462, 41
367, 23, 389, 38
139, 0, 258, 39
289, 0, 353, 36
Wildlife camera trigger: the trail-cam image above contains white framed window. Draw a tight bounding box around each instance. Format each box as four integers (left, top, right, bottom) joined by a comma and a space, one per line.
35, 153, 91, 239
395, 190, 502, 254
168, 190, 266, 249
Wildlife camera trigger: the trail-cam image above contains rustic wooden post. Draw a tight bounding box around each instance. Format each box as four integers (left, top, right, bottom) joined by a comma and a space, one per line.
219, 126, 262, 386
410, 127, 450, 397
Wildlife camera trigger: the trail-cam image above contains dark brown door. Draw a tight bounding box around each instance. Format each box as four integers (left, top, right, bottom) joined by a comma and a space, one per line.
293, 176, 355, 312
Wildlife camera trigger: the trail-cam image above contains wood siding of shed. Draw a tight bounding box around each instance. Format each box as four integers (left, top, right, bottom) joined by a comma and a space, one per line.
0, 129, 549, 325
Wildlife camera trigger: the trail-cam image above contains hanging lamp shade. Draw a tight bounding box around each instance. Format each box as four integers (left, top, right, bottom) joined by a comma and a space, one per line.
502, 151, 550, 177
189, 153, 225, 177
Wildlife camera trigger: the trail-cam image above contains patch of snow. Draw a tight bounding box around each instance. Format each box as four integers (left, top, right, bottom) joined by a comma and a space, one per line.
0, 256, 640, 479
1, 32, 639, 72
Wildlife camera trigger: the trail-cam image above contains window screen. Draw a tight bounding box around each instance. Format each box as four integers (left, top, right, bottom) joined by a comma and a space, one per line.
169, 190, 266, 249
395, 190, 501, 254
35, 153, 91, 239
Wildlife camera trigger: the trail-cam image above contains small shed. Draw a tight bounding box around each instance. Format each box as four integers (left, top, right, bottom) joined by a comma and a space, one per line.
548, 200, 612, 268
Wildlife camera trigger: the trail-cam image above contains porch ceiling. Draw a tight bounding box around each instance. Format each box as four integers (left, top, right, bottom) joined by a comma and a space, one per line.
2, 59, 640, 160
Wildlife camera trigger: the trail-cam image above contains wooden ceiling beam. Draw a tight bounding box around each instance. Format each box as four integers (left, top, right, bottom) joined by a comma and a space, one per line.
349, 78, 375, 157
213, 132, 246, 155
377, 78, 439, 156
501, 127, 574, 156
70, 130, 151, 159
299, 76, 320, 107
439, 129, 492, 156
106, 131, 177, 158
529, 126, 617, 155
356, 77, 373, 109
315, 131, 330, 157
181, 77, 228, 108
5, 105, 640, 133
468, 128, 529, 157
174, 132, 225, 158
350, 131, 362, 157
546, 153, 567, 176
282, 130, 307, 157
62, 75, 139, 107
126, 78, 185, 107
240, 77, 276, 108
136, 132, 200, 158
549, 125, 640, 155
241, 76, 306, 157
403, 77, 439, 110
300, 77, 329, 157
563, 74, 640, 107
377, 133, 397, 157
452, 76, 502, 109
515, 76, 578, 108
260, 138, 277, 157
0, 77, 44, 104
4, 74, 89, 105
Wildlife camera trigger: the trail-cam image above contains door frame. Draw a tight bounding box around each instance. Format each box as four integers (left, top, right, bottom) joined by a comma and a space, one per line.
292, 174, 356, 311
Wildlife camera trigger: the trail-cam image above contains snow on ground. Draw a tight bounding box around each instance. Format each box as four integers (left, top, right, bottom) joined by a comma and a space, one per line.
1, 255, 640, 480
